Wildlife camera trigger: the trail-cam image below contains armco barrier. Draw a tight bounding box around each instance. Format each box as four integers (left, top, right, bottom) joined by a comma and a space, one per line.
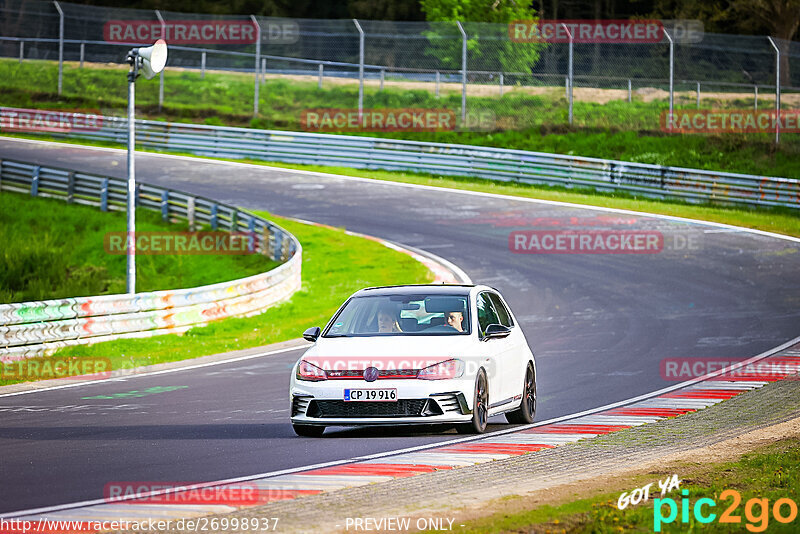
8, 111, 797, 209
0, 158, 301, 361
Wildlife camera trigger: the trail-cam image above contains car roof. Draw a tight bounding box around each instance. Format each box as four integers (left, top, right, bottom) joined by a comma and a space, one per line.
353, 284, 476, 298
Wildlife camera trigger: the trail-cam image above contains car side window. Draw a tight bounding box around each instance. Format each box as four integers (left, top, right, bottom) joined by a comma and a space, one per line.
476, 292, 500, 336
488, 293, 513, 327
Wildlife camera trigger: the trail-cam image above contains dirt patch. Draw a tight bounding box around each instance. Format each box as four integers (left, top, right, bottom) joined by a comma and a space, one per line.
264, 71, 800, 105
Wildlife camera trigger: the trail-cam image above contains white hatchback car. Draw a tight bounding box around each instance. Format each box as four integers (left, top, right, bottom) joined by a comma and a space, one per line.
289, 285, 536, 437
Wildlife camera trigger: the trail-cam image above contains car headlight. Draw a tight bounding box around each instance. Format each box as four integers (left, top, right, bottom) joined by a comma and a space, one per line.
417, 359, 464, 380
296, 360, 327, 381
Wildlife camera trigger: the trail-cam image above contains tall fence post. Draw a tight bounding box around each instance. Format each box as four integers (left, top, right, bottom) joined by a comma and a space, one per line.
562, 23, 573, 126
380, 68, 385, 91
353, 19, 364, 124
628, 79, 632, 103
767, 36, 781, 144
79, 42, 84, 68
435, 70, 440, 98
499, 72, 503, 96
155, 10, 166, 112
19, 41, 23, 63
261, 58, 266, 84
696, 81, 700, 108
754, 85, 758, 110
318, 63, 323, 88
250, 15, 261, 117
53, 1, 64, 95
664, 28, 674, 132
201, 51, 206, 79
456, 21, 467, 124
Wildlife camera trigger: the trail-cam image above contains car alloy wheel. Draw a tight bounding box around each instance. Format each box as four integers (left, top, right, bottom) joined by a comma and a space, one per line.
457, 370, 488, 434
506, 363, 536, 424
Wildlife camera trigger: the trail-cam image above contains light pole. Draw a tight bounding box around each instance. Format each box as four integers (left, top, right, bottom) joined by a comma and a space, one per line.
125, 39, 167, 294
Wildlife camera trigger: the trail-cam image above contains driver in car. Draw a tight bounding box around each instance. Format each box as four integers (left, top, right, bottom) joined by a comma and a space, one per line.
445, 310, 464, 332
377, 305, 403, 333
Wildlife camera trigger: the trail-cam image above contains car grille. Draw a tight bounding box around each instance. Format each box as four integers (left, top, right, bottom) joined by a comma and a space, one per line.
308, 399, 428, 418
324, 369, 418, 379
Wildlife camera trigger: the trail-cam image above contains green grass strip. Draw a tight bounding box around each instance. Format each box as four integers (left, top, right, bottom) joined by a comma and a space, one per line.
0, 191, 274, 303
0, 212, 432, 386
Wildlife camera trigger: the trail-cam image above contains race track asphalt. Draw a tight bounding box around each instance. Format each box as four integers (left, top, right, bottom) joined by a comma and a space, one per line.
1, 138, 798, 514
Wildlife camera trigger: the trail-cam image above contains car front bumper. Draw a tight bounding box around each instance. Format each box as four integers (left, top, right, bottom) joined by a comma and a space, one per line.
290, 378, 474, 426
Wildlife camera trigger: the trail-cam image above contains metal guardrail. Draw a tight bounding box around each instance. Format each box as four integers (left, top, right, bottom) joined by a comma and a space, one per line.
0, 158, 302, 360
16, 112, 800, 209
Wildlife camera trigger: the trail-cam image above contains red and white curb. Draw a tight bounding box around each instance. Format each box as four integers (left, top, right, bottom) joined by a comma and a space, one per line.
7, 340, 799, 528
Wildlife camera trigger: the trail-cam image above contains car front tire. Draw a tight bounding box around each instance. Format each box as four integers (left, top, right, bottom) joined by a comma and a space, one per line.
506, 362, 536, 424
457, 369, 488, 434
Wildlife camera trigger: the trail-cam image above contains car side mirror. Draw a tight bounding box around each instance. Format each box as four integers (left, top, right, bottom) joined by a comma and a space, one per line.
483, 323, 511, 340
303, 326, 321, 342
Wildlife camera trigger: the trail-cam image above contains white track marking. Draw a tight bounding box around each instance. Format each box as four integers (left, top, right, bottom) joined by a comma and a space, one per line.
0, 345, 304, 399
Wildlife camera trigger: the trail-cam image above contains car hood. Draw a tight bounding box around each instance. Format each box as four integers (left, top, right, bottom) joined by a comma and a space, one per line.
301, 335, 476, 370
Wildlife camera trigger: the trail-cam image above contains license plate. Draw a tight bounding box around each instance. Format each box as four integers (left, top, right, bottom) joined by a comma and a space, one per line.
344, 388, 397, 402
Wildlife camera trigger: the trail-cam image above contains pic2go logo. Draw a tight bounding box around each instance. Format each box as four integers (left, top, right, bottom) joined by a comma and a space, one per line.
654, 489, 798, 532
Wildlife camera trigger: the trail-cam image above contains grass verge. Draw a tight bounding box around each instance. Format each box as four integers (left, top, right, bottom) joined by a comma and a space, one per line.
1, 58, 798, 178
0, 191, 274, 302
444, 436, 800, 533
0, 212, 433, 386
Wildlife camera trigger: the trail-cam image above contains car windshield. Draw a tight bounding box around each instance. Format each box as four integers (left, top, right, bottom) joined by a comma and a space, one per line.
324, 294, 471, 337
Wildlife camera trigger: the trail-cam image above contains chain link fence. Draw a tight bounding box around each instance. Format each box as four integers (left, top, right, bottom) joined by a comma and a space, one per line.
1, 0, 799, 141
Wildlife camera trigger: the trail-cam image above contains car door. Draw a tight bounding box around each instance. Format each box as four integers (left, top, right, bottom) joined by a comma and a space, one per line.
476, 291, 517, 411
487, 292, 528, 402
